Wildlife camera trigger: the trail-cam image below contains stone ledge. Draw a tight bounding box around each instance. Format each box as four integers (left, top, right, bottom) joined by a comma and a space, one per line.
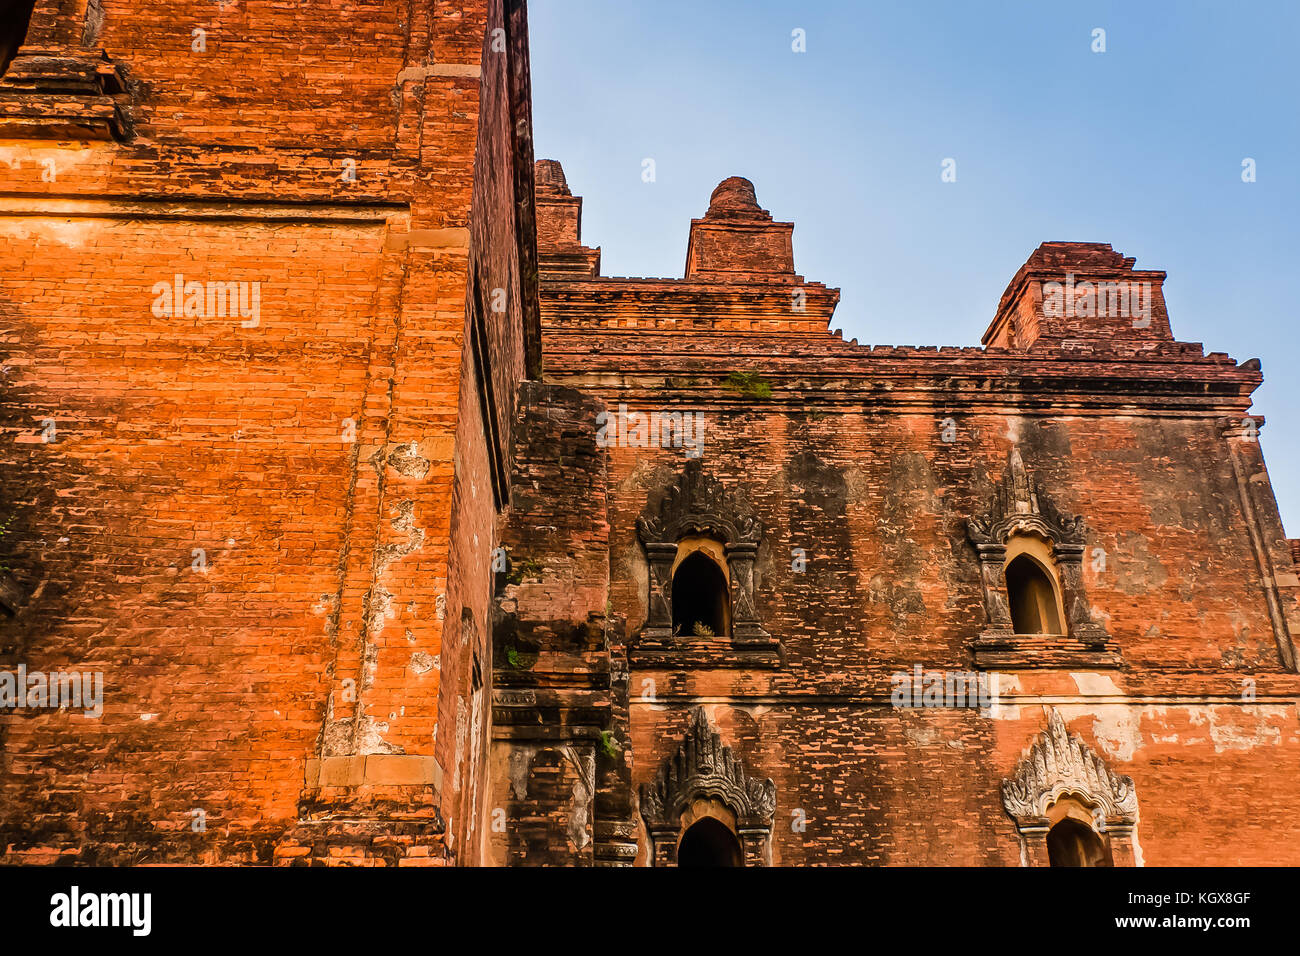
971, 631, 1124, 670
304, 754, 443, 789
0, 195, 404, 223
630, 635, 784, 669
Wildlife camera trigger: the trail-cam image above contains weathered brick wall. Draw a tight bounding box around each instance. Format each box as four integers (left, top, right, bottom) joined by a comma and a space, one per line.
595, 412, 1300, 865
630, 695, 1300, 866
5, 0, 1295, 866
531, 166, 1300, 866
0, 212, 400, 864
0, 0, 538, 864
486, 380, 622, 866
590, 411, 1293, 682
436, 0, 538, 864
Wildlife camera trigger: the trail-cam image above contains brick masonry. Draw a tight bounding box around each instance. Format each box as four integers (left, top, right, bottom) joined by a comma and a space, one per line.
500, 162, 1300, 866
2, 1, 1297, 867
0, 0, 538, 865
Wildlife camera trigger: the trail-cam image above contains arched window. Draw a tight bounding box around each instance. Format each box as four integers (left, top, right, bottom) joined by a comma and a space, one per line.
968, 448, 1116, 668
1002, 711, 1139, 867
641, 710, 777, 866
636, 461, 779, 665
1006, 554, 1064, 635
672, 550, 729, 638
1047, 816, 1113, 867
677, 817, 743, 867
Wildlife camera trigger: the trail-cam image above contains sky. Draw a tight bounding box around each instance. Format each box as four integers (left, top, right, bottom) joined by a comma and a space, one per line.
529, 0, 1300, 533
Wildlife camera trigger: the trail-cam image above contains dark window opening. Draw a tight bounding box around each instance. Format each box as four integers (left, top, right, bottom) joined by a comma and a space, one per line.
1006, 554, 1064, 635
672, 551, 728, 638
677, 817, 742, 867
1, 0, 38, 79
1047, 817, 1112, 867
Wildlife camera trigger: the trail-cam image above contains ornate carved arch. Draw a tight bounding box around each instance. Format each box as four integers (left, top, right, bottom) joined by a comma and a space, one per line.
636, 457, 763, 548
1002, 708, 1141, 866
635, 460, 780, 667
966, 447, 1119, 668
640, 708, 776, 866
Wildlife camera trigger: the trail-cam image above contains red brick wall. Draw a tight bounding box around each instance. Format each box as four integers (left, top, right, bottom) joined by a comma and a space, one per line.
590, 412, 1300, 865
0, 0, 538, 864
438, 0, 538, 864
532, 172, 1300, 866
486, 380, 617, 866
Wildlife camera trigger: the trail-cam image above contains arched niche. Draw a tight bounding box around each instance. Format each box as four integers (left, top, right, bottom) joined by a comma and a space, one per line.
676, 798, 744, 867
1045, 797, 1114, 867
0, 1, 36, 78
1002, 709, 1140, 867
1004, 537, 1066, 636
671, 541, 731, 638
640, 709, 776, 866
967, 447, 1117, 668
635, 460, 780, 666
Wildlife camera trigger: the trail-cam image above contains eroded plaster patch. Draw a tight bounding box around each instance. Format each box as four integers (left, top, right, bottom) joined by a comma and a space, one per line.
1070, 672, 1122, 696
1205, 705, 1287, 753
1056, 703, 1143, 761
0, 219, 99, 249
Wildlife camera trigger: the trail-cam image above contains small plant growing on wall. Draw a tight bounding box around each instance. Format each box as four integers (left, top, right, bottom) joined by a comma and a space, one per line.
506, 557, 543, 586
598, 730, 621, 759
724, 370, 773, 401
0, 512, 14, 574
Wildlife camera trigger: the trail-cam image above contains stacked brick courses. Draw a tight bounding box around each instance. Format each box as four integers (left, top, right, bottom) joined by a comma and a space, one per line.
0, 0, 538, 865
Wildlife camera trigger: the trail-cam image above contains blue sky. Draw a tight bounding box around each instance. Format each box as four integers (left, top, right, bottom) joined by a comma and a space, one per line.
529, 0, 1300, 533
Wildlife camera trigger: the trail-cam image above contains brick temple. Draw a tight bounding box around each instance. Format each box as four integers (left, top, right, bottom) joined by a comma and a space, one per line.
1, 0, 1297, 866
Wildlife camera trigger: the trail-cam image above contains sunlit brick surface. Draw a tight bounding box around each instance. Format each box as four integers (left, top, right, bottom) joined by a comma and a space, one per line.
0, 0, 536, 865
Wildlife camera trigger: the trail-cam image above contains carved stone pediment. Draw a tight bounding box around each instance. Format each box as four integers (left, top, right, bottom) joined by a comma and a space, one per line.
1001, 708, 1139, 825
967, 447, 1086, 548
633, 461, 779, 666
640, 708, 776, 830
636, 459, 762, 549
965, 447, 1117, 668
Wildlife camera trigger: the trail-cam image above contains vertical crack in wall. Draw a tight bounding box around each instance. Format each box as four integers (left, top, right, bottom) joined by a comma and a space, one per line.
315, 434, 363, 758
350, 494, 428, 754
